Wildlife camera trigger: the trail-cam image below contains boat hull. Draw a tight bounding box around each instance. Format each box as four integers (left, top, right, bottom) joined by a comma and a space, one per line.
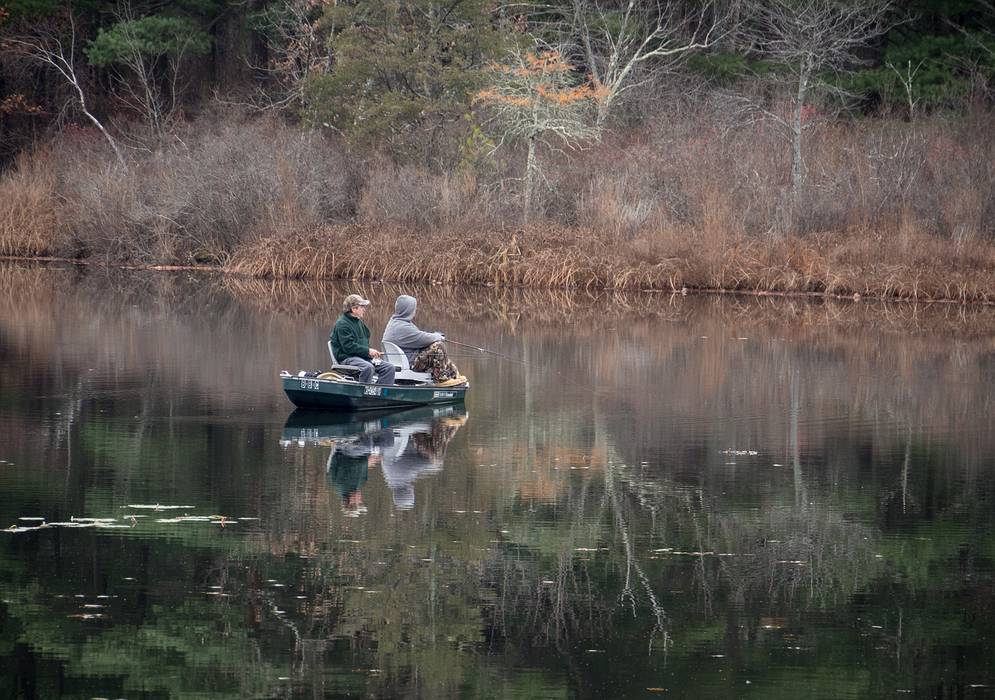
281, 404, 468, 444
282, 375, 467, 410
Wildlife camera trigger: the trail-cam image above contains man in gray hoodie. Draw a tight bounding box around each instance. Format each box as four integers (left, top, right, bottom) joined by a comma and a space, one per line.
382, 295, 460, 383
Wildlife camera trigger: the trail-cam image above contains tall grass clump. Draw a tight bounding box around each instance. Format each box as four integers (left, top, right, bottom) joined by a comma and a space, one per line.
0, 148, 62, 257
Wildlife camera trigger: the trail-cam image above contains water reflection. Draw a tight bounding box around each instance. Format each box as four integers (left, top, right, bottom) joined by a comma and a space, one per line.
1, 263, 994, 698
282, 406, 469, 512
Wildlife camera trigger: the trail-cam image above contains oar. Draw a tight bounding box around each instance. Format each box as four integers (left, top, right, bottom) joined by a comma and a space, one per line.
445, 339, 530, 365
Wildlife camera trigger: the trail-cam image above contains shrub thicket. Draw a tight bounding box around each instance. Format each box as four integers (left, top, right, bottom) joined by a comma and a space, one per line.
18, 118, 357, 263
1, 106, 993, 302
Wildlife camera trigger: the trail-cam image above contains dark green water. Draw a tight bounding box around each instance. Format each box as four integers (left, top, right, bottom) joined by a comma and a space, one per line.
1, 265, 994, 699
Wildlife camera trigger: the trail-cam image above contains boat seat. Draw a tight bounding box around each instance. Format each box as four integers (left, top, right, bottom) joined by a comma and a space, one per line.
325, 340, 361, 379
382, 341, 433, 384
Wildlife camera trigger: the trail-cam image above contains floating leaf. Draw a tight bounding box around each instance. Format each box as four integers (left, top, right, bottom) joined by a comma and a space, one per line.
71, 517, 116, 523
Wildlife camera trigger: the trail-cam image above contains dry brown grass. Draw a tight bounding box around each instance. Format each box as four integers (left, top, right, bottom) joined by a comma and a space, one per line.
225, 224, 693, 291
225, 221, 995, 302
0, 148, 61, 256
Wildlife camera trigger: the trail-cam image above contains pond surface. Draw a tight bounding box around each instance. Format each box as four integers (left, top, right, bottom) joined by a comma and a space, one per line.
1, 264, 995, 699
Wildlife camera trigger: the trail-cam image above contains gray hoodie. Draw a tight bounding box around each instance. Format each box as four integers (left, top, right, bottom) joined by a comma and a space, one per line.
382, 295, 443, 362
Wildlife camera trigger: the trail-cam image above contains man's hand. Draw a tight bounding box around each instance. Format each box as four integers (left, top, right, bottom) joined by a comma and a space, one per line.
369, 348, 382, 359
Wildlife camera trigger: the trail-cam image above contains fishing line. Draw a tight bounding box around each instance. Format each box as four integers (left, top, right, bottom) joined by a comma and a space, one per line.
445, 339, 531, 366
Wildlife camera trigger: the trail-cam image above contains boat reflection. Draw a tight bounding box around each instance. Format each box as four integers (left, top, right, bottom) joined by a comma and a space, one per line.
281, 405, 469, 512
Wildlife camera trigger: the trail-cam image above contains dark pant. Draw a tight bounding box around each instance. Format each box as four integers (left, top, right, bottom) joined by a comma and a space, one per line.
342, 356, 396, 385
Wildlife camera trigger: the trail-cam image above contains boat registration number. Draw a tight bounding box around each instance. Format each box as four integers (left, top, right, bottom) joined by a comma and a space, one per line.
364, 386, 383, 396
433, 391, 455, 398
299, 379, 320, 390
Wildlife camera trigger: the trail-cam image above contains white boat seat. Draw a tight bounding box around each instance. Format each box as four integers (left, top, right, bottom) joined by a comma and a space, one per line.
382, 340, 432, 384
325, 340, 361, 379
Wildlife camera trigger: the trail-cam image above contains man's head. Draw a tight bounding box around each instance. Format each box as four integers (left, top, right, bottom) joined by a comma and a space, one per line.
342, 293, 370, 317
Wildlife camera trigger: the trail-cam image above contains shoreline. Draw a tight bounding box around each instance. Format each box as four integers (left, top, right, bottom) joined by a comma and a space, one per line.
4, 253, 993, 307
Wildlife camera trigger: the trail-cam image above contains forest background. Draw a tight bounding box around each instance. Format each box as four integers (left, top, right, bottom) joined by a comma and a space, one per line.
0, 0, 993, 301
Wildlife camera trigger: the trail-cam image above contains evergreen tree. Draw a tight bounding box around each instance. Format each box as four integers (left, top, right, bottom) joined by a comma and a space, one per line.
304, 0, 515, 151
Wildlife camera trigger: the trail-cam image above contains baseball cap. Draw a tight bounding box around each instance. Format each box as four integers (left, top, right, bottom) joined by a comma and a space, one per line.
343, 293, 371, 311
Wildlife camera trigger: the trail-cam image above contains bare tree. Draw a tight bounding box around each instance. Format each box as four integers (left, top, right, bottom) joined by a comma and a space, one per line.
475, 44, 604, 223
887, 59, 924, 122
566, 0, 724, 125
87, 4, 213, 138
110, 12, 173, 136
734, 0, 896, 209
2, 14, 127, 168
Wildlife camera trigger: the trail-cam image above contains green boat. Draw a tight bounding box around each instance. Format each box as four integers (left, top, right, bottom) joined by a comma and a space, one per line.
282, 373, 468, 410
283, 340, 469, 410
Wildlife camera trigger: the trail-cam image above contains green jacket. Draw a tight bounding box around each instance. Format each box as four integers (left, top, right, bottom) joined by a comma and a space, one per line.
331, 312, 372, 361
329, 452, 369, 500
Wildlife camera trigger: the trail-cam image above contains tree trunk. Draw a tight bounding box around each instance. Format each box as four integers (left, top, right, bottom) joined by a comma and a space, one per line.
523, 134, 537, 225
74, 82, 127, 169
791, 62, 810, 206
790, 369, 807, 510
596, 91, 614, 127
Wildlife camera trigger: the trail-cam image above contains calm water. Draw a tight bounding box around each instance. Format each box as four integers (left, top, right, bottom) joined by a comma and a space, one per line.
1, 264, 994, 699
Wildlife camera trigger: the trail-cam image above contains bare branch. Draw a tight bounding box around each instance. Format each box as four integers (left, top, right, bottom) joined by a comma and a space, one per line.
3, 14, 127, 168
565, 0, 730, 124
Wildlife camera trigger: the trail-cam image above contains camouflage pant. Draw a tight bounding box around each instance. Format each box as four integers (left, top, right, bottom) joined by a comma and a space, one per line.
411, 341, 458, 382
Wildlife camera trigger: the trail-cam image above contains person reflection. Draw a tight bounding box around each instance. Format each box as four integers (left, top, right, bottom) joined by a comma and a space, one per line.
380, 412, 467, 510
284, 407, 467, 515
327, 433, 386, 517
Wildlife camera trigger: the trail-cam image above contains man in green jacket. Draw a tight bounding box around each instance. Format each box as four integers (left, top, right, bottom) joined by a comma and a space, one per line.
330, 293, 396, 385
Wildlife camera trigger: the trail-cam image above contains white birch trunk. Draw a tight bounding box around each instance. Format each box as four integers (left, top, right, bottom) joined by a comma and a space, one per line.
524, 135, 538, 225
791, 60, 811, 203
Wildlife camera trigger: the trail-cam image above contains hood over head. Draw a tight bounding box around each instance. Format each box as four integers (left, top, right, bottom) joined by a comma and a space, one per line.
393, 295, 417, 321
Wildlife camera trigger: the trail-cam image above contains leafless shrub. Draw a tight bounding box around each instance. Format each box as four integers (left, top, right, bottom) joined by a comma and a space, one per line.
357, 161, 506, 232
548, 99, 993, 244
575, 172, 665, 239
357, 163, 445, 232
49, 117, 357, 262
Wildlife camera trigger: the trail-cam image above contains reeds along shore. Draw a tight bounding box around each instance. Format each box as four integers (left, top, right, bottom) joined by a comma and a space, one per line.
1, 111, 994, 303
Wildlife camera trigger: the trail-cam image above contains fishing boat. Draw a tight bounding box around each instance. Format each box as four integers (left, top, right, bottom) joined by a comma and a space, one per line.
281, 341, 469, 410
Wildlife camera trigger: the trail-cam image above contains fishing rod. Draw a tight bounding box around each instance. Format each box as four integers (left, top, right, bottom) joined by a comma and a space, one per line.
444, 339, 530, 365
